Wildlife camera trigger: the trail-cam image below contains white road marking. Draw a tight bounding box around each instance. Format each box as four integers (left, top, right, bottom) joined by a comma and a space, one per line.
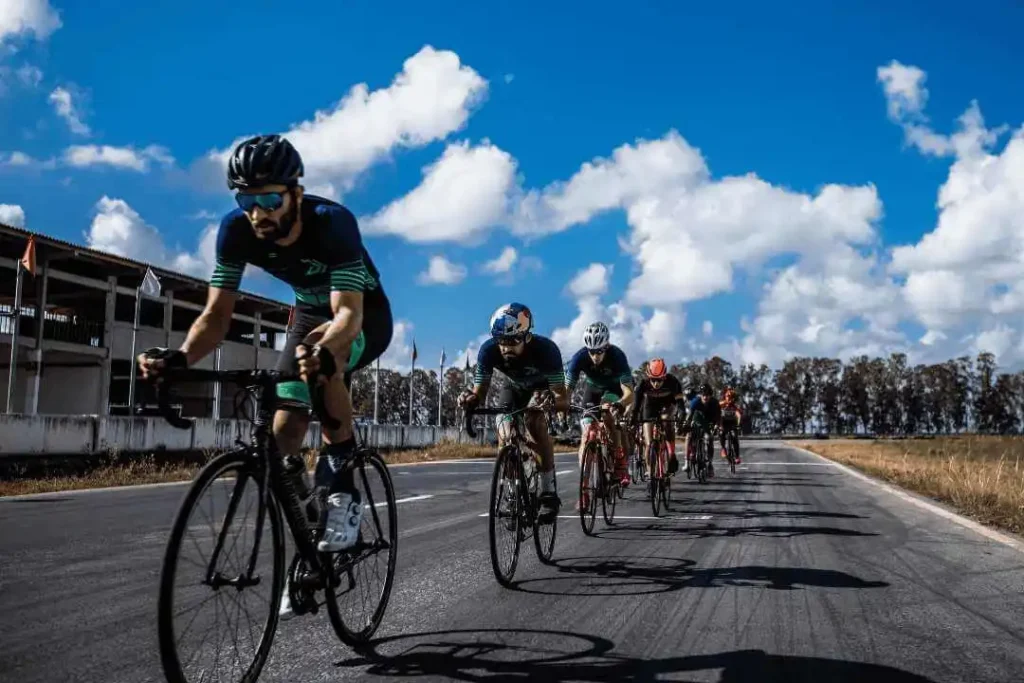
741, 461, 837, 466
789, 444, 1024, 555
369, 494, 433, 508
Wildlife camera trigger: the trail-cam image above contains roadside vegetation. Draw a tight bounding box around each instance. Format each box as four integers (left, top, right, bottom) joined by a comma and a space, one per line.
792, 436, 1024, 535
0, 440, 496, 497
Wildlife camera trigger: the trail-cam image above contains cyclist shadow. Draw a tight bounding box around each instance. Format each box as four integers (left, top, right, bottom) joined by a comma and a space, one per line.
505, 555, 890, 597
337, 627, 936, 682
589, 522, 878, 542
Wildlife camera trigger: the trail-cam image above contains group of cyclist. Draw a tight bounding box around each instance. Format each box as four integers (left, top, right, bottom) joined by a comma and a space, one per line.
135, 132, 744, 562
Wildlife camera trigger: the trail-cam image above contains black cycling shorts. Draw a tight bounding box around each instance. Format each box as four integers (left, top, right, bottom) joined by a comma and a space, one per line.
275, 287, 393, 410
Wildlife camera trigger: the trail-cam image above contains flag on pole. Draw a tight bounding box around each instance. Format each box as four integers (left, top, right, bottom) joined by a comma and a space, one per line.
140, 267, 162, 298
411, 339, 418, 364
439, 348, 446, 367
20, 236, 36, 277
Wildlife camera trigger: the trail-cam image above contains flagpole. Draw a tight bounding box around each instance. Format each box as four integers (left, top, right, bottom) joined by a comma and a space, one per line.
127, 282, 142, 412
373, 357, 380, 424
438, 349, 445, 427
6, 259, 23, 413
408, 338, 416, 426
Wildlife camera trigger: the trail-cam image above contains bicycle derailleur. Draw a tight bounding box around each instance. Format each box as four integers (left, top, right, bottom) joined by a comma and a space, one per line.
287, 553, 325, 617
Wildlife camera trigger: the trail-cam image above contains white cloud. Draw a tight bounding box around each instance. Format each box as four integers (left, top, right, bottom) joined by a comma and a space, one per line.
48, 86, 90, 135
702, 320, 713, 337
416, 255, 467, 285
566, 263, 612, 298
0, 203, 26, 227
482, 246, 518, 274
0, 0, 61, 46
377, 319, 416, 372
504, 74, 515, 84
64, 144, 175, 171
201, 45, 488, 196
2, 150, 37, 166
86, 197, 216, 278
17, 64, 40, 86
365, 140, 516, 243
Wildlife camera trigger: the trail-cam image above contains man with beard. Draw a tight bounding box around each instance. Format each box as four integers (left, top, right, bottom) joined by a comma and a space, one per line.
137, 134, 393, 574
458, 303, 568, 522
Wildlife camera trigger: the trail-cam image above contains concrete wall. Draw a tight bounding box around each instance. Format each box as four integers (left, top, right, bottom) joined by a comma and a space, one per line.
38, 365, 103, 414
0, 414, 496, 457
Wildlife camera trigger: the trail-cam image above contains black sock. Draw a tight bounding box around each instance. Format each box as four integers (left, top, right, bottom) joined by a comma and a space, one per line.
315, 438, 359, 499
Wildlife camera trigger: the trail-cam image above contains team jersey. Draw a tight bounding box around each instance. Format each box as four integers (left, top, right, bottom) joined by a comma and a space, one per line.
474, 335, 565, 391
633, 374, 684, 408
720, 400, 741, 426
211, 195, 381, 312
565, 345, 633, 393
688, 395, 722, 426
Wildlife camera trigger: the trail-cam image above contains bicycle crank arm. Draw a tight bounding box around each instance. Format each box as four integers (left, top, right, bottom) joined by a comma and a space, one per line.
205, 572, 262, 590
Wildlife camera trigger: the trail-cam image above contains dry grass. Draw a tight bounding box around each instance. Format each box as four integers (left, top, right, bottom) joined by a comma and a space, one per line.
790, 436, 1024, 535
0, 440, 496, 497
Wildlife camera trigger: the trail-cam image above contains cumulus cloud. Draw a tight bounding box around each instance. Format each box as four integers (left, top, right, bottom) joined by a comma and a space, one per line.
377, 319, 417, 372
86, 197, 217, 278
0, 0, 61, 46
482, 246, 518, 274
48, 86, 89, 135
566, 263, 612, 298
64, 144, 175, 171
0, 203, 26, 227
199, 45, 488, 196
416, 255, 468, 285
365, 140, 516, 243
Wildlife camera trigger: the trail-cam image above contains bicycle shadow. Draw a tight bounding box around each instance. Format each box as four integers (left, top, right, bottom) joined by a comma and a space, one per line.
589, 522, 878, 541
337, 628, 937, 682
505, 555, 890, 596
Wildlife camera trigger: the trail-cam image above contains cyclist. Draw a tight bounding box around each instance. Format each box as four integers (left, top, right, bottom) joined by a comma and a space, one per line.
136, 134, 393, 557
565, 322, 634, 489
719, 387, 743, 465
458, 303, 568, 521
630, 358, 687, 475
682, 382, 720, 477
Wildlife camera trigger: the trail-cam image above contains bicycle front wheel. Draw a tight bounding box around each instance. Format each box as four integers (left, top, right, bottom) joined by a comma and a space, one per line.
489, 445, 524, 586
533, 462, 557, 565
158, 449, 284, 683
648, 441, 662, 517
326, 450, 398, 646
601, 449, 618, 526
579, 441, 600, 536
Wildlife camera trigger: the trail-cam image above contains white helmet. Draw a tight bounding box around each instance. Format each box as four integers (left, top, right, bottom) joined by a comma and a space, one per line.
583, 321, 610, 350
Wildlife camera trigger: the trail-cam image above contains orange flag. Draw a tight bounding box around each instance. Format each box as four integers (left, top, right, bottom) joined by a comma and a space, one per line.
20, 236, 36, 276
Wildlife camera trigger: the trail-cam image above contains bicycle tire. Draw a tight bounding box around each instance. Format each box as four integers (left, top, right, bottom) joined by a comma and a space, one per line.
325, 450, 399, 645
729, 438, 737, 474
602, 448, 618, 526
489, 445, 523, 586
579, 441, 600, 536
158, 449, 284, 683
697, 437, 708, 484
533, 461, 557, 564
648, 441, 662, 517
660, 440, 672, 511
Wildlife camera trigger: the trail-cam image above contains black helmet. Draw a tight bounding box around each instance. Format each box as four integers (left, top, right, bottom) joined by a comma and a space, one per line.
226, 134, 304, 190
698, 382, 712, 395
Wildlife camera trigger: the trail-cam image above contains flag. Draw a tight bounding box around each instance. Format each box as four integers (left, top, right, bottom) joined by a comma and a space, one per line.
465, 354, 470, 371
140, 267, 162, 298
440, 348, 446, 367
411, 339, 418, 364
20, 236, 36, 277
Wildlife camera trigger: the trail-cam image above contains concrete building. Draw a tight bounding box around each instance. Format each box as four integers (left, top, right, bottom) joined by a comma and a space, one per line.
0, 222, 291, 417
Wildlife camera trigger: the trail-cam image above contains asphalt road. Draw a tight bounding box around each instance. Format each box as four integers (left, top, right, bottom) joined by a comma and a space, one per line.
2, 441, 1024, 682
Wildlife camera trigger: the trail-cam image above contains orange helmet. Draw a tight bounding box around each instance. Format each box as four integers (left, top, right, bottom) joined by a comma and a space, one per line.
723, 387, 736, 402
648, 358, 667, 379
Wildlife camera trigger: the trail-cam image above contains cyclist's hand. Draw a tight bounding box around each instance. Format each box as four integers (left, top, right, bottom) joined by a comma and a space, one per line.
531, 389, 555, 410
458, 389, 479, 408
137, 347, 186, 383
296, 343, 337, 385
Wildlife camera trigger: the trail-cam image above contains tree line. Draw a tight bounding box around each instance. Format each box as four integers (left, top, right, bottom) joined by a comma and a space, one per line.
349, 351, 1024, 435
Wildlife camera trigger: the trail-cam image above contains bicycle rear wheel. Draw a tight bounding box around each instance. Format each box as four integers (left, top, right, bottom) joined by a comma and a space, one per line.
697, 437, 708, 484
728, 438, 737, 474
660, 441, 672, 511
158, 449, 284, 683
579, 441, 600, 535
648, 441, 662, 517
533, 462, 557, 564
489, 445, 524, 586
325, 450, 398, 646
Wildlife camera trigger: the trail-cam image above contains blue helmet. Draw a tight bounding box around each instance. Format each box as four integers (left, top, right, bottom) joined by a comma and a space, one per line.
489, 302, 534, 340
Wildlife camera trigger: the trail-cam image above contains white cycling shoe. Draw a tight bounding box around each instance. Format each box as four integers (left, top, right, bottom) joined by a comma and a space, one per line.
317, 492, 364, 553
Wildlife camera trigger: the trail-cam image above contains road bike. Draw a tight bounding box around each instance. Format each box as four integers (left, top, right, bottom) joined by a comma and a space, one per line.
150, 361, 398, 683
573, 403, 623, 535
464, 403, 557, 587
641, 416, 673, 516
723, 427, 739, 474
686, 417, 713, 484
629, 419, 648, 486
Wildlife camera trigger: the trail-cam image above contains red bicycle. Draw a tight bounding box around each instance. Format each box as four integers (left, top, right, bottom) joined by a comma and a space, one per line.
641, 416, 673, 516
575, 403, 624, 535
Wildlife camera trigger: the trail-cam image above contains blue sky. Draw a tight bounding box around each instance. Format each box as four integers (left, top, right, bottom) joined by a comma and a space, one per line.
2, 0, 1024, 370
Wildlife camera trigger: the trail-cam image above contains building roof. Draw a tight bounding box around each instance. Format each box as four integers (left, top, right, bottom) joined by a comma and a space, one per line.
0, 222, 291, 320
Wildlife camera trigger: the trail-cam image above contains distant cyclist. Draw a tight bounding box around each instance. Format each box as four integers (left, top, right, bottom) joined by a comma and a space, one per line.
630, 359, 687, 475
565, 322, 634, 488
682, 382, 720, 477
719, 387, 742, 465
458, 303, 568, 521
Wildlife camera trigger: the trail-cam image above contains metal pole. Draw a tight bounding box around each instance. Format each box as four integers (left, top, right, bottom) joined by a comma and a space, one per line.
438, 358, 444, 426
127, 286, 142, 411
6, 261, 23, 413
373, 357, 380, 424
212, 345, 222, 418
408, 366, 414, 425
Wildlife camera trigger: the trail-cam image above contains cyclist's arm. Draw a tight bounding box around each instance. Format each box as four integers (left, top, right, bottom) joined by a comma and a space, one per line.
565, 349, 584, 395
180, 285, 237, 366
612, 348, 635, 409
318, 290, 363, 356
468, 341, 496, 404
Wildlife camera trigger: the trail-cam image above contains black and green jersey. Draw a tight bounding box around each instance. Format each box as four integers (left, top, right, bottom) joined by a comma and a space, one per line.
212, 195, 381, 313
